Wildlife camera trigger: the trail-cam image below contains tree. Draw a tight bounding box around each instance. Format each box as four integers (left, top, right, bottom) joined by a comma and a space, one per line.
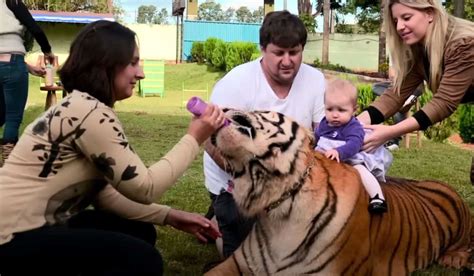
251, 6, 264, 23
197, 1, 225, 21
153, 8, 169, 24
224, 7, 235, 22
137, 5, 157, 24
378, 0, 387, 75
24, 0, 124, 21
322, 0, 330, 65
297, 0, 320, 34
340, 0, 385, 74
453, 0, 465, 18
298, 0, 314, 15
445, 0, 474, 20
24, 0, 110, 13
235, 6, 252, 23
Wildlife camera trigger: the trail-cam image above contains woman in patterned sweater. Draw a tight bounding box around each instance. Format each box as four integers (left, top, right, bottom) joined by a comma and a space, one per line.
0, 20, 226, 275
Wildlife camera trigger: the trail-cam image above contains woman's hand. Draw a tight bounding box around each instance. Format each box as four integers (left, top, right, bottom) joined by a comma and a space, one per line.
187, 104, 226, 145
26, 63, 46, 77
363, 117, 420, 152
44, 52, 55, 65
164, 209, 221, 243
362, 124, 395, 152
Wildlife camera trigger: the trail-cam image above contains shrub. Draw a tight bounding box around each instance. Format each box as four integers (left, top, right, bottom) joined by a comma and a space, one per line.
204, 37, 219, 64
356, 83, 375, 114
424, 115, 458, 143
239, 42, 259, 63
224, 42, 258, 72
419, 85, 458, 142
190, 41, 205, 64
225, 42, 243, 72
335, 24, 354, 34
458, 104, 474, 143
250, 52, 261, 61
379, 62, 389, 77
313, 58, 352, 73
299, 13, 316, 34
211, 40, 227, 70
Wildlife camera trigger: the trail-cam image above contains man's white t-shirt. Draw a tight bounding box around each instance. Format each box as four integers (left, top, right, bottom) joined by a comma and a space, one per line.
204, 58, 326, 195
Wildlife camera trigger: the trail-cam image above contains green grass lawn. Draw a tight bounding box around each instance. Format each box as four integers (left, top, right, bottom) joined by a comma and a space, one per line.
9, 63, 474, 275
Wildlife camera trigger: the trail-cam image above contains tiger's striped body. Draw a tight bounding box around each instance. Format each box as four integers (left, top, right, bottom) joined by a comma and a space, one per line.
206, 110, 472, 275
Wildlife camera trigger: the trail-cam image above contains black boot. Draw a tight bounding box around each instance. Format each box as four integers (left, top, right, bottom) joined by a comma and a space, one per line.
368, 194, 387, 214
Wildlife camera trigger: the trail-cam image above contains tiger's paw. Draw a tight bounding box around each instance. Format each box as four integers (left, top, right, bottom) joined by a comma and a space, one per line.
438, 250, 470, 269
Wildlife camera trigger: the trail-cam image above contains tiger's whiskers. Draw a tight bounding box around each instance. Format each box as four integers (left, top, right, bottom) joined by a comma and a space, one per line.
236, 125, 253, 140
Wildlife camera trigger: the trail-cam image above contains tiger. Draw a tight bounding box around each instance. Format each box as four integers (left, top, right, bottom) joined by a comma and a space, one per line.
205, 109, 473, 276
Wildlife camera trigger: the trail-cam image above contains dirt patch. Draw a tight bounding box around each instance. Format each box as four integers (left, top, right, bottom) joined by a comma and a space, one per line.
448, 134, 474, 152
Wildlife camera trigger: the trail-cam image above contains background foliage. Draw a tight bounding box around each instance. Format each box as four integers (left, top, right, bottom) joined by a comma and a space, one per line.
191, 38, 259, 72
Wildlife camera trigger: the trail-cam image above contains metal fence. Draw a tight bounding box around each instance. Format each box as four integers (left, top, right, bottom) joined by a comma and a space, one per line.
183, 20, 260, 60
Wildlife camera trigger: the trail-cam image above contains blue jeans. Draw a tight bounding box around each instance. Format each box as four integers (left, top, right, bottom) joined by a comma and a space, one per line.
0, 54, 28, 143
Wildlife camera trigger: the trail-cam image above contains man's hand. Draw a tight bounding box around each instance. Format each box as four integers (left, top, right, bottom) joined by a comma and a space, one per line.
324, 149, 340, 162
164, 209, 221, 243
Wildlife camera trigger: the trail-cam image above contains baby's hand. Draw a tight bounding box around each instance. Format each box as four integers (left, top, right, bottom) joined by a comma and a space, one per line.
324, 149, 340, 163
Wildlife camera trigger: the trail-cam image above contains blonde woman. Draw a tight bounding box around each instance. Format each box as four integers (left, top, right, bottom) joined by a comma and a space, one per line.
358, 0, 473, 152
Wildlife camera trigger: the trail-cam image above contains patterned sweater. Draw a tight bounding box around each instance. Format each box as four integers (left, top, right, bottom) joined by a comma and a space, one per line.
0, 91, 200, 245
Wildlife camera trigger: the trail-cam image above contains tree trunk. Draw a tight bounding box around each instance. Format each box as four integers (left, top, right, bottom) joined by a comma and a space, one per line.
453, 0, 465, 18
108, 0, 113, 13
378, 0, 387, 74
298, 0, 312, 15
322, 0, 330, 65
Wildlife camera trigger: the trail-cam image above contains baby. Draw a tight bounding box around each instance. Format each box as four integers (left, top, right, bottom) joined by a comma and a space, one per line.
315, 79, 392, 214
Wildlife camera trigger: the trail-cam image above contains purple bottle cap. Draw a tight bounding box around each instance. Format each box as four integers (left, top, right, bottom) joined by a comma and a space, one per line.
187, 96, 207, 117
186, 96, 230, 127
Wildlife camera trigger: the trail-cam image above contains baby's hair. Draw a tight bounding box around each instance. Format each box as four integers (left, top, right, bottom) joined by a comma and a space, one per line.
326, 79, 358, 106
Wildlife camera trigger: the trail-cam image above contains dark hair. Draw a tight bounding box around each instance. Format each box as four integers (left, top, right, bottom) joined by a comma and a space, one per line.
59, 20, 136, 107
259, 11, 307, 49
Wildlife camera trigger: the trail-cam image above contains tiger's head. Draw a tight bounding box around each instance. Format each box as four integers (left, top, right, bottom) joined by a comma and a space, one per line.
211, 110, 315, 217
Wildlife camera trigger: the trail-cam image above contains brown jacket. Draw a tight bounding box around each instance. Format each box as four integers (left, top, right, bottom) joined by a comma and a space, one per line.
371, 36, 474, 127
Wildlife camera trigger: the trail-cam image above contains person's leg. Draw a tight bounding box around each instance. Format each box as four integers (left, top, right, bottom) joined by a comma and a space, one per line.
2, 55, 28, 144
0, 225, 163, 276
0, 81, 5, 128
213, 191, 255, 258
68, 209, 157, 246
1, 55, 28, 164
353, 164, 387, 214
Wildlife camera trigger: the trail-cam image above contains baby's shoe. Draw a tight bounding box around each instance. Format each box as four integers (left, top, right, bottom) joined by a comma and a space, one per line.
368, 194, 387, 214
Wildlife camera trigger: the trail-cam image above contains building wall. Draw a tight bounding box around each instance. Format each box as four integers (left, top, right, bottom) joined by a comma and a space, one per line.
25, 22, 383, 71
26, 22, 179, 64
26, 23, 83, 65
128, 24, 178, 61
304, 33, 383, 71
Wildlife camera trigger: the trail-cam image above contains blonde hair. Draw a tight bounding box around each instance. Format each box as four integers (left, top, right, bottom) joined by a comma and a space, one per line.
326, 79, 358, 107
384, 0, 474, 94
